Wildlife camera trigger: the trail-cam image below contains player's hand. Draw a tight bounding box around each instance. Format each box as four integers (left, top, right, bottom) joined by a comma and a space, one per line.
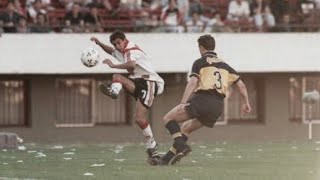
178, 103, 188, 113
103, 59, 115, 68
90, 37, 100, 44
242, 103, 251, 115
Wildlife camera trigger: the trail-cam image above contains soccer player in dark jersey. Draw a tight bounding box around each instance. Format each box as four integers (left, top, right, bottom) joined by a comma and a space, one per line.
150, 34, 251, 166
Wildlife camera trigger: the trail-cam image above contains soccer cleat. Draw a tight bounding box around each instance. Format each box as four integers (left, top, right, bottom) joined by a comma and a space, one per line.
154, 156, 170, 166
146, 143, 160, 158
99, 81, 118, 99
146, 143, 161, 165
147, 156, 161, 166
168, 143, 192, 165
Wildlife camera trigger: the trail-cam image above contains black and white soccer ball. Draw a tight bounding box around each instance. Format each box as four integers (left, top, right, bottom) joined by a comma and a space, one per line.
81, 47, 100, 67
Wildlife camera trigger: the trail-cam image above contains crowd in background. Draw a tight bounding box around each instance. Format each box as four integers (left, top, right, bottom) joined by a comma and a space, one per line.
1, 0, 320, 33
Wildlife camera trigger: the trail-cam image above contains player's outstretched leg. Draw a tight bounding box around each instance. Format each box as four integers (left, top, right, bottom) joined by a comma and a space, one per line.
164, 120, 191, 165
99, 74, 135, 99
148, 134, 189, 166
169, 142, 192, 165
135, 100, 160, 164
146, 143, 160, 165
99, 80, 119, 99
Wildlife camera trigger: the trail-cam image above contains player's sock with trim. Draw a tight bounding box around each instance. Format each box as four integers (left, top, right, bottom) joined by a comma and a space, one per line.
138, 121, 157, 149
142, 124, 157, 149
111, 82, 122, 94
182, 133, 188, 142
165, 120, 184, 143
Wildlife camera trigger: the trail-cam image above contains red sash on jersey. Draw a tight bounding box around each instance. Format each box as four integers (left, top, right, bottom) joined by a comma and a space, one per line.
123, 45, 145, 61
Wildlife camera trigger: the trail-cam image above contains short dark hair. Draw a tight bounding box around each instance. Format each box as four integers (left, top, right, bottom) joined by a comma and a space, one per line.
110, 30, 126, 43
198, 34, 215, 50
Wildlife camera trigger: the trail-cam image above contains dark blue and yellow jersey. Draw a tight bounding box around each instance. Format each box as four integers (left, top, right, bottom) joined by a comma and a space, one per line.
190, 51, 240, 98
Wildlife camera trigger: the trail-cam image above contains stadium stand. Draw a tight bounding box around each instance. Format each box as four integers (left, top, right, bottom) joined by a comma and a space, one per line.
0, 0, 320, 33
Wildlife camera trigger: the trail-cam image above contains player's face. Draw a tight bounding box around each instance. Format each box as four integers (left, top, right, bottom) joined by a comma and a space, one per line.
112, 38, 127, 52
199, 45, 204, 56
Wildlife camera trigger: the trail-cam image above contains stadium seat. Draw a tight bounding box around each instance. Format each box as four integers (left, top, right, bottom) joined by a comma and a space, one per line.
0, 0, 7, 8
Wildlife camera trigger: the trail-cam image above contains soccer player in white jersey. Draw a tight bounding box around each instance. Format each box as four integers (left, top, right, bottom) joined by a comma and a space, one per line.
90, 30, 165, 163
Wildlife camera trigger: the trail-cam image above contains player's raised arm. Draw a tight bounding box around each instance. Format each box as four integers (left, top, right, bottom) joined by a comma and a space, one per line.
103, 59, 136, 70
234, 79, 251, 114
90, 37, 114, 55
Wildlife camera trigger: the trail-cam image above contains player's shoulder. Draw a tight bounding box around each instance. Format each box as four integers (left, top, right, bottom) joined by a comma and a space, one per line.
192, 57, 205, 67
216, 61, 238, 74
124, 42, 145, 54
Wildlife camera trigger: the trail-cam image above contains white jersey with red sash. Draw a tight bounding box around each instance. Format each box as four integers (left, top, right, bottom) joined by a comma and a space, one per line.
111, 41, 164, 95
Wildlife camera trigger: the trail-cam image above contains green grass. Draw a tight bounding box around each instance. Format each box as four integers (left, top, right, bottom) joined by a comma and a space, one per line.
0, 141, 319, 180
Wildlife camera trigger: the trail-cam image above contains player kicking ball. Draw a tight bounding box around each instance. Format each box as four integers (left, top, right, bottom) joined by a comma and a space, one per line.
150, 34, 251, 166
91, 30, 165, 163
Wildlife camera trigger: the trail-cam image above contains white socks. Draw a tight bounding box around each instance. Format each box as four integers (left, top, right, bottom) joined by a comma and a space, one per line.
111, 82, 122, 94
142, 125, 157, 149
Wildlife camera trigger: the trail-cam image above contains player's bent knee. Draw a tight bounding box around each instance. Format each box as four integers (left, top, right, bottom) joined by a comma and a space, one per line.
134, 114, 145, 123
112, 74, 123, 82
181, 126, 191, 136
163, 113, 172, 122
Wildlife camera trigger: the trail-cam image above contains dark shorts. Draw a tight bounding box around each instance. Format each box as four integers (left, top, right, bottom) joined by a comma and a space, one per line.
129, 78, 158, 109
185, 92, 224, 128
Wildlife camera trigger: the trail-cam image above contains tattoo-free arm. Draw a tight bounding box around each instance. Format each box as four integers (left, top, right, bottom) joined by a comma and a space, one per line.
181, 76, 199, 104
103, 59, 136, 70
235, 79, 251, 114
90, 37, 114, 55
112, 61, 136, 70
97, 41, 114, 55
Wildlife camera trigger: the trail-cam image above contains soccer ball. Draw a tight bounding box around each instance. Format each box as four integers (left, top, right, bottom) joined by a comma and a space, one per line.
81, 47, 100, 67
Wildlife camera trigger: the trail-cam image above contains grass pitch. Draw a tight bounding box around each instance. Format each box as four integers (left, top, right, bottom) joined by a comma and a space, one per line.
0, 141, 319, 180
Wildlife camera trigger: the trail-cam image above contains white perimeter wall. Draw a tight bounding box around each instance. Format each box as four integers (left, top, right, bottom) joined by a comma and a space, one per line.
0, 33, 320, 74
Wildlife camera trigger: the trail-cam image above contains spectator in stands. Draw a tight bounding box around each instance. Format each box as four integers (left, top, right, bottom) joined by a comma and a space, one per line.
185, 11, 204, 33
86, 0, 113, 10
119, 0, 142, 18
274, 13, 292, 32
299, 0, 315, 15
64, 3, 84, 32
227, 0, 251, 22
84, 4, 103, 32
60, 0, 86, 10
30, 13, 52, 32
313, 0, 320, 8
204, 12, 233, 32
26, 0, 52, 11
61, 20, 73, 32
269, 0, 289, 23
12, 0, 26, 17
263, 6, 276, 29
141, 0, 151, 8
299, 0, 320, 31
188, 0, 203, 19
161, 0, 183, 32
0, 2, 21, 33
176, 0, 189, 22
16, 17, 30, 33
251, 0, 275, 31
28, 0, 47, 23
149, 13, 161, 31
120, 0, 141, 10
135, 10, 152, 31
298, 0, 315, 23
